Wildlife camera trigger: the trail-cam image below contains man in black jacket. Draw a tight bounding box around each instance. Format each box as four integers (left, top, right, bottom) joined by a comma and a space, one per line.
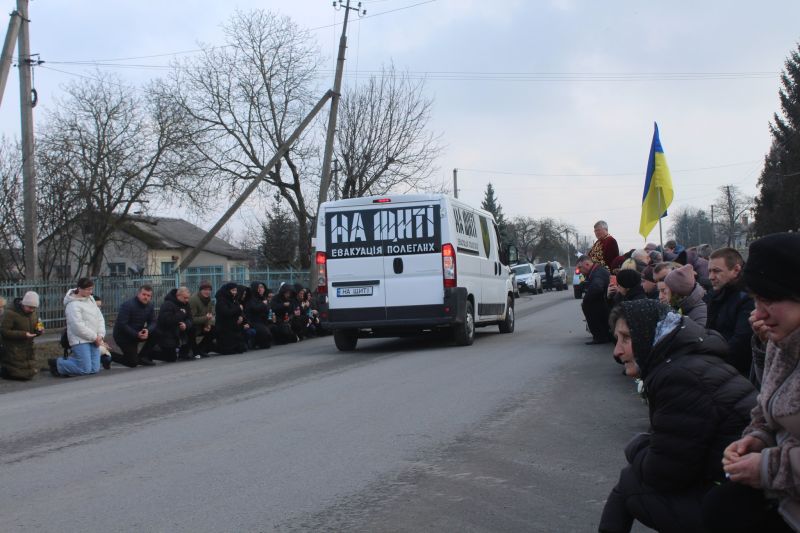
150, 287, 194, 362
706, 247, 755, 378
598, 300, 756, 533
111, 285, 156, 367
578, 255, 612, 344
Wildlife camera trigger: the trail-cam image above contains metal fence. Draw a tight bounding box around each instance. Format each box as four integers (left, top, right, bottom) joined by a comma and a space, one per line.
0, 267, 310, 329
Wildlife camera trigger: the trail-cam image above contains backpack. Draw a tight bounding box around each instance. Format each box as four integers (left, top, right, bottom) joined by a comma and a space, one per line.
60, 328, 71, 357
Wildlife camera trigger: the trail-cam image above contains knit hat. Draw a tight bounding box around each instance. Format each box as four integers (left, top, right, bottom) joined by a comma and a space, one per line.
664, 264, 696, 296
21, 291, 39, 307
644, 242, 659, 252
744, 232, 800, 301
617, 269, 641, 289
608, 255, 625, 272
199, 280, 213, 290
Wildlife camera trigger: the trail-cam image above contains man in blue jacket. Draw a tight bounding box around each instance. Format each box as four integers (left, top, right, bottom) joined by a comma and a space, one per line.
112, 285, 156, 367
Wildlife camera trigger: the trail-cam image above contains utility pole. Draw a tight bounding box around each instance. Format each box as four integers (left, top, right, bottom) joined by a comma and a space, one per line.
0, 10, 21, 108
710, 205, 715, 247
332, 159, 340, 200
317, 0, 364, 210
17, 0, 36, 280
452, 168, 458, 198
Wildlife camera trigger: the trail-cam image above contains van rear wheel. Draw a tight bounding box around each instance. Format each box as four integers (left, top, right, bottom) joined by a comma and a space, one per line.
333, 329, 359, 351
499, 296, 514, 334
453, 301, 475, 346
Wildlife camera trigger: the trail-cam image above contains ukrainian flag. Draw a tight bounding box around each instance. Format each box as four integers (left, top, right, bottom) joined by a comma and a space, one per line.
639, 122, 674, 239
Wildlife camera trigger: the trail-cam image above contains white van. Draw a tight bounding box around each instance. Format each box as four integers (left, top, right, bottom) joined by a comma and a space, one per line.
313, 194, 517, 351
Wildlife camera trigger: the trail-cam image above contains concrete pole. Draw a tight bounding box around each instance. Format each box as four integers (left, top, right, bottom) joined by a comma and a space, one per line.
0, 10, 21, 109
318, 0, 360, 210
17, 0, 36, 279
453, 168, 458, 198
177, 90, 334, 273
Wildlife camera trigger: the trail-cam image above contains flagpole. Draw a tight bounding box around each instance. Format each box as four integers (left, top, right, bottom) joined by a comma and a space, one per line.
657, 190, 664, 249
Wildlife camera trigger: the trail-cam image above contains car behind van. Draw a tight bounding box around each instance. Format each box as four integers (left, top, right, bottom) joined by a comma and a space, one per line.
314, 194, 517, 351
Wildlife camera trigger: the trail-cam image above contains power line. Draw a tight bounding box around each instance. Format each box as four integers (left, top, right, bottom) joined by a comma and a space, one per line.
457, 160, 761, 178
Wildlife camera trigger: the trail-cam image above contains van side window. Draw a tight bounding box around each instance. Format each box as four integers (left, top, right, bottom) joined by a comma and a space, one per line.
494, 222, 509, 265
479, 216, 491, 258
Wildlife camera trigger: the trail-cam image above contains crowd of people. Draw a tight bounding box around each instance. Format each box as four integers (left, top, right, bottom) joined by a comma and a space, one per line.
0, 279, 323, 380
579, 221, 800, 532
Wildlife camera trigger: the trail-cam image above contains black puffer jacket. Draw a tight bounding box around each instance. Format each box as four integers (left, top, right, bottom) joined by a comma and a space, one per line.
154, 289, 192, 350
215, 283, 245, 353
245, 282, 270, 327
633, 315, 757, 490
706, 278, 755, 376
112, 294, 155, 344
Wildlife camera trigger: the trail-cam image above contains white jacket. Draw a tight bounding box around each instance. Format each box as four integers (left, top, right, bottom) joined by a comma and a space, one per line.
63, 289, 106, 346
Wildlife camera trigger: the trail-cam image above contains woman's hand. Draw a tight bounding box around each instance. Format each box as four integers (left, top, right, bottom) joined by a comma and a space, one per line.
724, 452, 763, 488
723, 435, 767, 466
749, 309, 770, 343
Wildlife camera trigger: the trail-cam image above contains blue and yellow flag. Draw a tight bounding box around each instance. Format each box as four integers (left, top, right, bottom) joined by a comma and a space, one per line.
639, 122, 674, 239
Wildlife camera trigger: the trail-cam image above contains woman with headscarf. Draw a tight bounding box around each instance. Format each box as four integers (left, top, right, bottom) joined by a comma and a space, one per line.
270, 283, 299, 344
245, 281, 272, 349
598, 299, 756, 533
214, 282, 247, 354
703, 233, 800, 532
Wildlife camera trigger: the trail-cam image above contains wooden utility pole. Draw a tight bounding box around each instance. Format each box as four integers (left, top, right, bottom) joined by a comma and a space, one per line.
317, 0, 364, 210
453, 168, 458, 198
17, 0, 36, 279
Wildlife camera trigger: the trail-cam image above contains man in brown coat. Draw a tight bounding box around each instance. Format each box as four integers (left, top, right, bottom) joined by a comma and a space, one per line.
0, 291, 43, 380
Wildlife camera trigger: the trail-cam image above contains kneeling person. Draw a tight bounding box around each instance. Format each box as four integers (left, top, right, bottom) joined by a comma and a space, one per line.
150, 287, 193, 362
599, 300, 756, 533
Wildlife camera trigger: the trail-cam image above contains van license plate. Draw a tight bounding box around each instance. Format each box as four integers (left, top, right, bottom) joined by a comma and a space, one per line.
337, 286, 373, 297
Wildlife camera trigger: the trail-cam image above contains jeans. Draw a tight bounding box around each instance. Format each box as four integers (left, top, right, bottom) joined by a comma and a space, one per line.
57, 342, 100, 376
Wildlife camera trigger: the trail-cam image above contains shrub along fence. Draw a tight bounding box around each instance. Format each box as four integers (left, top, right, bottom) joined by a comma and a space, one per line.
0, 268, 310, 330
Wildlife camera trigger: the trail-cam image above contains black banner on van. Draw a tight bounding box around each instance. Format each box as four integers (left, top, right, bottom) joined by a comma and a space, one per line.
326, 205, 441, 258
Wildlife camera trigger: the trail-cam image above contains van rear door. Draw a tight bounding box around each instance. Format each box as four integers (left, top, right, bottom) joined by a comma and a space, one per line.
379, 202, 443, 319
325, 207, 388, 321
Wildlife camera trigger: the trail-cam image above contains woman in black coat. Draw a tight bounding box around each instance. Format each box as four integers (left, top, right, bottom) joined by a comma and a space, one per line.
270, 283, 298, 344
244, 281, 272, 349
599, 300, 757, 533
214, 282, 247, 354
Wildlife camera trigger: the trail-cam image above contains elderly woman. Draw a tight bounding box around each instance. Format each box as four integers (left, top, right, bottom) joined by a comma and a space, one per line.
598, 299, 755, 533
703, 233, 800, 532
658, 263, 707, 327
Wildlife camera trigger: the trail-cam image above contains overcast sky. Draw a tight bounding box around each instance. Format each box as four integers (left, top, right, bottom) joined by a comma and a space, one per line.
1, 0, 798, 252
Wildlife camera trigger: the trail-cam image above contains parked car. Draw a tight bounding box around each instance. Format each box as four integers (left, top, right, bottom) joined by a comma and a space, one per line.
510, 271, 521, 298
511, 263, 542, 294
534, 261, 567, 291
572, 265, 585, 299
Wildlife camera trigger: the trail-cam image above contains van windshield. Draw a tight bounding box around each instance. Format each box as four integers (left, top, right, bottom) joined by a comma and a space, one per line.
512, 264, 531, 275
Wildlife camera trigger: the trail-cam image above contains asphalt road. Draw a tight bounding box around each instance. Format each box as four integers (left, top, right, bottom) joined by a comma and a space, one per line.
0, 290, 652, 532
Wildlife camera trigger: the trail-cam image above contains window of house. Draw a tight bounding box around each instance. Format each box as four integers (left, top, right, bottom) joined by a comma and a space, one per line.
161, 261, 176, 275
108, 262, 126, 276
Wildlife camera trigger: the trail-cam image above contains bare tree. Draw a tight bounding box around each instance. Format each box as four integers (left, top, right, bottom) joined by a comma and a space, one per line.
506, 216, 576, 263
335, 65, 441, 199
0, 138, 25, 278
155, 10, 323, 269
714, 185, 753, 247
35, 71, 202, 278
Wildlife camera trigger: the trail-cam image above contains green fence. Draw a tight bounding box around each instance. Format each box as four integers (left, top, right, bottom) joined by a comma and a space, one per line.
0, 268, 311, 329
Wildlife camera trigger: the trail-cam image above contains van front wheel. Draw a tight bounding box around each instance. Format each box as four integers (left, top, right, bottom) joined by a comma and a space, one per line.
333, 329, 359, 351
499, 297, 514, 334
453, 301, 475, 346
